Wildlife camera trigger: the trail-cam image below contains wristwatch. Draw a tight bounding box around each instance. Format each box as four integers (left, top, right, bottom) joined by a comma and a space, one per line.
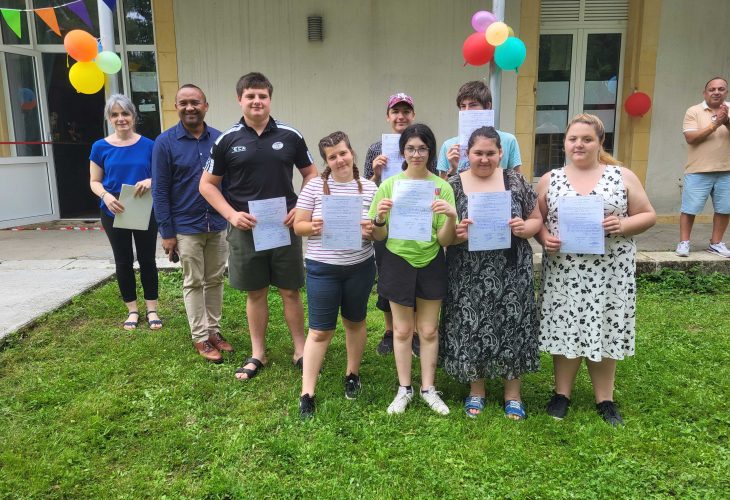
373, 216, 386, 227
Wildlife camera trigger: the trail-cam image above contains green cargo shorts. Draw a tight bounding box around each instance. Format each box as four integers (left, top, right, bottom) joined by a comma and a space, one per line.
226, 225, 305, 291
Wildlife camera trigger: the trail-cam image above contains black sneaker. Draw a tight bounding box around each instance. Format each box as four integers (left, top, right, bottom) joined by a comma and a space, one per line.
299, 394, 315, 419
376, 330, 394, 355
344, 373, 361, 400
596, 400, 624, 427
546, 392, 570, 420
411, 333, 420, 358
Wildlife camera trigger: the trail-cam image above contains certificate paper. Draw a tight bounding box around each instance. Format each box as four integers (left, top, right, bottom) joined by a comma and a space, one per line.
389, 179, 435, 242
322, 195, 363, 250
557, 195, 605, 254
467, 191, 512, 251
458, 110, 495, 161
248, 197, 291, 251
381, 134, 404, 181
113, 184, 152, 230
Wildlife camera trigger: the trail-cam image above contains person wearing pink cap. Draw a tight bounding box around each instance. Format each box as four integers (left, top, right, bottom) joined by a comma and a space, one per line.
363, 93, 422, 357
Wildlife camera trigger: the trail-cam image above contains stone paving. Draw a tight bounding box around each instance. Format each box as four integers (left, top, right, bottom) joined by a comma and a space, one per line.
1, 223, 728, 339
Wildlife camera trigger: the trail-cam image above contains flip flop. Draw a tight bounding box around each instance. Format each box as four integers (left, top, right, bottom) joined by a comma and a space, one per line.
146, 310, 163, 330
235, 357, 264, 380
123, 311, 139, 331
464, 395, 486, 418
505, 400, 526, 420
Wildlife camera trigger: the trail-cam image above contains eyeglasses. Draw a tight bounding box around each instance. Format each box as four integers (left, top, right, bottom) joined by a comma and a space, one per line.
404, 146, 429, 157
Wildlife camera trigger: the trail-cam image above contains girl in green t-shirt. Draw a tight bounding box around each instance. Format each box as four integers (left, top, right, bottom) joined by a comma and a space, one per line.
368, 123, 457, 415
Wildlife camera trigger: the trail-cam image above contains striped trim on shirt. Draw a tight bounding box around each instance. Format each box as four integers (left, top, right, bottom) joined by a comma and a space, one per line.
296, 176, 377, 265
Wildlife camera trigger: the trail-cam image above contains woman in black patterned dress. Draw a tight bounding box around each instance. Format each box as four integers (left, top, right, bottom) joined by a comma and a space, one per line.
440, 127, 542, 419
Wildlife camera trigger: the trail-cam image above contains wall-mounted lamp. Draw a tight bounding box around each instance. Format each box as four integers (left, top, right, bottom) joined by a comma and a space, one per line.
307, 15, 323, 41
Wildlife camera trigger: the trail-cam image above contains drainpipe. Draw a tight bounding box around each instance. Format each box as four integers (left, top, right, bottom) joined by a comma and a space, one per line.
490, 0, 505, 128
98, 0, 119, 97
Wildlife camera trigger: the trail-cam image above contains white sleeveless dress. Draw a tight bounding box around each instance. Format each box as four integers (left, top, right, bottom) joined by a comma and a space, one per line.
539, 165, 637, 361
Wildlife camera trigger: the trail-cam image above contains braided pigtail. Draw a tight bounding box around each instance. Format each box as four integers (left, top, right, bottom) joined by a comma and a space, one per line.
352, 165, 363, 193
321, 166, 332, 195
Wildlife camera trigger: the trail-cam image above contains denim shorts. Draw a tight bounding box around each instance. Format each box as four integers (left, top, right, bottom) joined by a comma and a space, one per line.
681, 172, 730, 215
305, 257, 376, 331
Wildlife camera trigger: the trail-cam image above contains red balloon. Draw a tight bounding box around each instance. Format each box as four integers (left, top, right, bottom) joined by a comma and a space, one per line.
624, 92, 652, 117
462, 32, 495, 66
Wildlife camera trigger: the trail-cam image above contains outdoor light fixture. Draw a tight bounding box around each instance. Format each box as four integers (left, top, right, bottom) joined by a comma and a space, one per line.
307, 15, 323, 41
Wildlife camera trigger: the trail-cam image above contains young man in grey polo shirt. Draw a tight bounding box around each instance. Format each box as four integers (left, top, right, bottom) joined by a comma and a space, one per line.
200, 72, 318, 380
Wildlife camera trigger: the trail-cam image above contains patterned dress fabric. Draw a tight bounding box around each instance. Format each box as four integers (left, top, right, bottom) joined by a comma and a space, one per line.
539, 165, 637, 361
439, 170, 540, 383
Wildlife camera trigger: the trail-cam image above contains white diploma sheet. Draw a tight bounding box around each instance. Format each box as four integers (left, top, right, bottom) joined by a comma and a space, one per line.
321, 195, 363, 250
388, 179, 435, 242
557, 195, 605, 255
467, 191, 512, 251
381, 134, 404, 181
248, 197, 291, 251
113, 184, 153, 230
458, 109, 495, 161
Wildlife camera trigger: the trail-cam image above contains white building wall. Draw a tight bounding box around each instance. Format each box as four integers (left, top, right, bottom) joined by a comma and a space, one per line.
647, 0, 730, 215
173, 0, 520, 176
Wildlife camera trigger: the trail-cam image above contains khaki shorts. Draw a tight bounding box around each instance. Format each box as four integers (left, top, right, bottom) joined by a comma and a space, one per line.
226, 225, 304, 291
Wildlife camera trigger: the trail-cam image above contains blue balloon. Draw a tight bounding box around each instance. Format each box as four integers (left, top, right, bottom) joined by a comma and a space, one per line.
494, 37, 526, 71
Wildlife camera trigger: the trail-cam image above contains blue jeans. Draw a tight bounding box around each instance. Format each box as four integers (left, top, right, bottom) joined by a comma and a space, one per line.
681, 172, 730, 215
305, 257, 376, 331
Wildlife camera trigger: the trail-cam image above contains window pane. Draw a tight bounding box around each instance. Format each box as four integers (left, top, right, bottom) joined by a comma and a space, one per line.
1, 52, 43, 157
33, 0, 118, 45
123, 0, 154, 44
0, 0, 30, 45
582, 33, 621, 154
128, 50, 160, 138
534, 34, 573, 177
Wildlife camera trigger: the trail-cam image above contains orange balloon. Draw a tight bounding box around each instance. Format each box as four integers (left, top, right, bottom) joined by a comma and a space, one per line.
64, 30, 98, 62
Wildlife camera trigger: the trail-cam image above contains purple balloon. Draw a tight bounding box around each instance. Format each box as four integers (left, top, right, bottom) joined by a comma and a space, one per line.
471, 10, 496, 32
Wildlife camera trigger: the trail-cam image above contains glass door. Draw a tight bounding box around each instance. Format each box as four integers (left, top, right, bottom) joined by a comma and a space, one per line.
0, 8, 59, 228
533, 29, 625, 177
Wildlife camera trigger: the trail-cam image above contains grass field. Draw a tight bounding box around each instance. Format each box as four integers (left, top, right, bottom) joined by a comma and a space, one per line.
1, 270, 729, 498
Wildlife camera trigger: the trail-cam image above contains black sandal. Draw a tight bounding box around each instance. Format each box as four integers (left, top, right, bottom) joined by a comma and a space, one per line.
123, 311, 139, 330
235, 357, 264, 380
146, 310, 163, 330
293, 357, 303, 371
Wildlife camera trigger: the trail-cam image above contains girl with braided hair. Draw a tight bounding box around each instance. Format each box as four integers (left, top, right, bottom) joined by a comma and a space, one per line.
294, 131, 378, 418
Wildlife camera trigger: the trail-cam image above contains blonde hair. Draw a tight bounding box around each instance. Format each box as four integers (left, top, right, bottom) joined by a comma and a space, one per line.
565, 113, 621, 166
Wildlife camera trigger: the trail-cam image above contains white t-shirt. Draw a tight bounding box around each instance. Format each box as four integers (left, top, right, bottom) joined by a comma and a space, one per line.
296, 176, 377, 265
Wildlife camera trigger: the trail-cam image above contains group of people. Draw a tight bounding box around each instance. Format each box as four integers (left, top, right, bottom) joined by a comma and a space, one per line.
99, 71, 730, 427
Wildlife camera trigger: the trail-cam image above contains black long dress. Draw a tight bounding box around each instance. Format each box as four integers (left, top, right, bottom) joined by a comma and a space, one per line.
439, 170, 540, 382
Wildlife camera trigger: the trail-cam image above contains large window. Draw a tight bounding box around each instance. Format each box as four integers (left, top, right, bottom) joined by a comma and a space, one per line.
534, 30, 624, 177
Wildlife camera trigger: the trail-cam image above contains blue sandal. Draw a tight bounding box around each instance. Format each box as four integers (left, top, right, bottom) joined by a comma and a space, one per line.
504, 400, 526, 420
464, 395, 486, 418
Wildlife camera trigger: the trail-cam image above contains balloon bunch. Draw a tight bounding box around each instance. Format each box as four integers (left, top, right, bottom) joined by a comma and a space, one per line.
64, 29, 122, 94
462, 10, 527, 71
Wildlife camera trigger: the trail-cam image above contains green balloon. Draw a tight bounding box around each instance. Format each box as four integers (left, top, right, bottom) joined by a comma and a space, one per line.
95, 51, 122, 74
494, 37, 526, 71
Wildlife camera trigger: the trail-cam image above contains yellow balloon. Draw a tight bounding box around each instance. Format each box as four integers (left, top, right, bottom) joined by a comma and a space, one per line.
508, 26, 515, 37
485, 21, 509, 46
69, 61, 105, 94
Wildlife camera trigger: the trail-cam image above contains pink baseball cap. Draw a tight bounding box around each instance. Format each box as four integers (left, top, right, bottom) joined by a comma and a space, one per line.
387, 93, 414, 110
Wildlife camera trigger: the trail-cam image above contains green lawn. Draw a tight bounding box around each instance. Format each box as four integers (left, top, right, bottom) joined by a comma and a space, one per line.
1, 270, 729, 498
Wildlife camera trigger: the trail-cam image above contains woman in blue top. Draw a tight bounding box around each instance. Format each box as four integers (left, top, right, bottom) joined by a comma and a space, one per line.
89, 94, 161, 330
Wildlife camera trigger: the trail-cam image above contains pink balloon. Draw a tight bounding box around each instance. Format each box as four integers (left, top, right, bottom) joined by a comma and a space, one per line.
471, 10, 496, 32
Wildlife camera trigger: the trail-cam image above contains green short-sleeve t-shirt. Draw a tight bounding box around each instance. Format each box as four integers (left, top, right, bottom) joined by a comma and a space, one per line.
368, 172, 455, 268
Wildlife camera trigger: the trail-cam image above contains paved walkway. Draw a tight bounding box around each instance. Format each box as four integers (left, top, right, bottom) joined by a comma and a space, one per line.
1, 223, 728, 339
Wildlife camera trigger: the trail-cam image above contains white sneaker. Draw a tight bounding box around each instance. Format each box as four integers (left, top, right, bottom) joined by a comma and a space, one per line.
387, 386, 413, 414
707, 241, 730, 258
420, 386, 450, 415
675, 240, 690, 257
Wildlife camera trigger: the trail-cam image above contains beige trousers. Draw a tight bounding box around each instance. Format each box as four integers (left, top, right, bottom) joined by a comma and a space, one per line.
176, 231, 228, 342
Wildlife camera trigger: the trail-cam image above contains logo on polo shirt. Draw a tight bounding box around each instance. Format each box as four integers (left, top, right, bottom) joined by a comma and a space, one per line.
231, 146, 247, 153
272, 141, 284, 150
